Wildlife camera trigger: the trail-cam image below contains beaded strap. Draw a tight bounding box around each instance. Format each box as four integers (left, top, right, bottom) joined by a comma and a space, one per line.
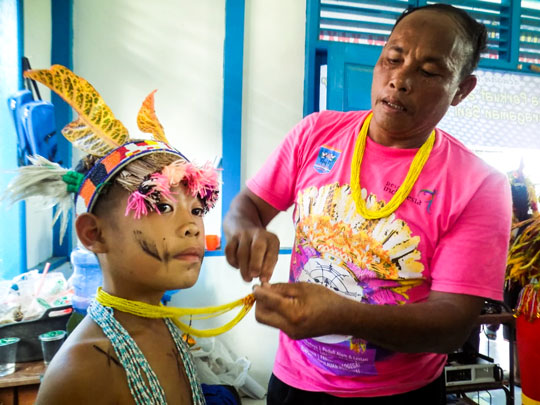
164, 317, 205, 404
88, 300, 205, 404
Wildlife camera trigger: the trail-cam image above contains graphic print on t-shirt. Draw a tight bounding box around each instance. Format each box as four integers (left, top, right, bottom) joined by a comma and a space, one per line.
313, 145, 341, 174
292, 182, 425, 376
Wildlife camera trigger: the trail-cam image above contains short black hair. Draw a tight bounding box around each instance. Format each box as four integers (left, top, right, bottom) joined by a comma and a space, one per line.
392, 4, 487, 78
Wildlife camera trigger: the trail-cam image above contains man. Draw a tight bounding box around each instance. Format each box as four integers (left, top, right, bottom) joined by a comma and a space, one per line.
224, 4, 512, 404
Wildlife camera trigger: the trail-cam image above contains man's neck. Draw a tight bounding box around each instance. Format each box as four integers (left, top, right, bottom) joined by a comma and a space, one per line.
367, 122, 434, 149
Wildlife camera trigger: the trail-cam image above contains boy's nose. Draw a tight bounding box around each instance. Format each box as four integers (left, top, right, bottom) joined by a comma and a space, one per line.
178, 222, 200, 238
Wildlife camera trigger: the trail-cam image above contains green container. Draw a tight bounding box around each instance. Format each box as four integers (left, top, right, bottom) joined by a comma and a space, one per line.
0, 305, 71, 362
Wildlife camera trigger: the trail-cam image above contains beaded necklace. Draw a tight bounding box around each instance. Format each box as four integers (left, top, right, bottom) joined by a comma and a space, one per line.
88, 300, 205, 405
95, 287, 255, 338
350, 112, 435, 219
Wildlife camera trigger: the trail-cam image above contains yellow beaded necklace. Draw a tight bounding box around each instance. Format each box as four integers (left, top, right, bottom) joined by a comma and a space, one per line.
350, 112, 435, 219
96, 287, 255, 338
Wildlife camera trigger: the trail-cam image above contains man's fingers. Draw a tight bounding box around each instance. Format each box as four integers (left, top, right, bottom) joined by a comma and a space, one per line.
225, 229, 280, 283
260, 235, 280, 283
236, 233, 253, 281
224, 236, 240, 269
253, 285, 291, 329
247, 235, 267, 280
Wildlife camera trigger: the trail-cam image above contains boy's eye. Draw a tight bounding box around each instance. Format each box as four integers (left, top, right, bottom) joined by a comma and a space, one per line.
192, 207, 204, 217
156, 203, 173, 214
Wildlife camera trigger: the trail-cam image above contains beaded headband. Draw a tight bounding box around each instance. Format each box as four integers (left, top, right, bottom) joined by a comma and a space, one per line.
76, 140, 187, 213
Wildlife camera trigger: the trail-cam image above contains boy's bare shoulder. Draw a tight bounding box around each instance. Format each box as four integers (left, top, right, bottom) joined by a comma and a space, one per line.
36, 316, 130, 405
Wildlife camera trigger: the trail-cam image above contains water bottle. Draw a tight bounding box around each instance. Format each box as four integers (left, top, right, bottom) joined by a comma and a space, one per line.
69, 247, 102, 314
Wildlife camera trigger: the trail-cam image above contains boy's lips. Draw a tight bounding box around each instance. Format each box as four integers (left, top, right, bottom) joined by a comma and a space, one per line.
173, 247, 204, 261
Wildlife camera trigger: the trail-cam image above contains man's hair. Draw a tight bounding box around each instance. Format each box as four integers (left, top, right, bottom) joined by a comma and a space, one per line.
392, 4, 487, 78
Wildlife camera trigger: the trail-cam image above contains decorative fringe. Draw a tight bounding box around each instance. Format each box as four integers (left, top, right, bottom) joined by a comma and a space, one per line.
182, 161, 220, 210
125, 191, 151, 219
515, 280, 540, 322
125, 159, 219, 218
1, 156, 73, 242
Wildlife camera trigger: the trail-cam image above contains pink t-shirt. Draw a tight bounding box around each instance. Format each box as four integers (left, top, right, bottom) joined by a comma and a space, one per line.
247, 110, 512, 397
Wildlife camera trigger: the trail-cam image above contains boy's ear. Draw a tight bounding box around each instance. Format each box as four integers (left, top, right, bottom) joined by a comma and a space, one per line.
75, 213, 108, 254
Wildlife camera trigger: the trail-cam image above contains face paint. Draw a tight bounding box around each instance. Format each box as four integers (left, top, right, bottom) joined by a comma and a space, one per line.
161, 239, 171, 264
133, 230, 161, 262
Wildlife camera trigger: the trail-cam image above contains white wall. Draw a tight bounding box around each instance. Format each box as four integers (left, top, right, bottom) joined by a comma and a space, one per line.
242, 0, 306, 247
24, 0, 53, 268
73, 0, 225, 235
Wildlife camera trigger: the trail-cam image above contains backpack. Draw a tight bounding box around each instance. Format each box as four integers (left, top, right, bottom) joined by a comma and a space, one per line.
7, 57, 58, 166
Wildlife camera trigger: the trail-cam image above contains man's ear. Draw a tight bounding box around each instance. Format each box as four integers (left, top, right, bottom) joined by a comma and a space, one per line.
75, 213, 108, 254
451, 74, 477, 106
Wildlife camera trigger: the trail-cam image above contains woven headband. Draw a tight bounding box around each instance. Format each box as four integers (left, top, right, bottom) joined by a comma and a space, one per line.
75, 140, 187, 213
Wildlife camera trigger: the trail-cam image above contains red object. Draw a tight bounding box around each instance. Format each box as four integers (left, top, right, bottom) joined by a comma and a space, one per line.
516, 315, 540, 402
205, 235, 220, 251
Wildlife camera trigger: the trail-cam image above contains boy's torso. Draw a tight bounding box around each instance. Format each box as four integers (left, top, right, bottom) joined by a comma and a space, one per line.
41, 316, 194, 404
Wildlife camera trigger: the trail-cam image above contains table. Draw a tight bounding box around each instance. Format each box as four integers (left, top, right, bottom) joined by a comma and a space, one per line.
446, 311, 516, 405
0, 362, 45, 405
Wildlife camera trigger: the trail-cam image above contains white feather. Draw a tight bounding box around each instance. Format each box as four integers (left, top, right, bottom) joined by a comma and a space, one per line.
1, 156, 73, 243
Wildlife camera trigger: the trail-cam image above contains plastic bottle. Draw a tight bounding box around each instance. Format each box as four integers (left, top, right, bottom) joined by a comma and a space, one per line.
69, 247, 102, 314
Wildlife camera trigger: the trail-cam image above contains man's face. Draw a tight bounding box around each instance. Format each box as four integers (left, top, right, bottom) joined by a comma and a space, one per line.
101, 183, 206, 295
370, 10, 472, 145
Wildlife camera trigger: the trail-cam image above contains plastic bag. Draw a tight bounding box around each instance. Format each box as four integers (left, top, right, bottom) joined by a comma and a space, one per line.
191, 337, 266, 399
0, 270, 72, 325
192, 338, 249, 386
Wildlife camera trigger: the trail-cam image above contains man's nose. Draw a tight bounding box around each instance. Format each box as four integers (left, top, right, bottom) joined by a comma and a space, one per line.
389, 67, 412, 92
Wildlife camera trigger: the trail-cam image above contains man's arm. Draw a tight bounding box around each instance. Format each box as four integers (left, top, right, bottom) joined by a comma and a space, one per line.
253, 282, 484, 353
224, 188, 281, 282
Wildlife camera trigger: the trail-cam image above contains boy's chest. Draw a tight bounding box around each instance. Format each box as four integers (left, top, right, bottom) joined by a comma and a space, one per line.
108, 331, 195, 405
139, 331, 195, 404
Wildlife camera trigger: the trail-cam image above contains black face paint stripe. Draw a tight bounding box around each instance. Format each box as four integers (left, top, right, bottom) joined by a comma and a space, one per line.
162, 238, 171, 264
93, 345, 122, 368
133, 230, 161, 261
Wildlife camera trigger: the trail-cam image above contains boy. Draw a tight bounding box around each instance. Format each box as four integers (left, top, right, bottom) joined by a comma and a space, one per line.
3, 65, 240, 404
39, 150, 211, 404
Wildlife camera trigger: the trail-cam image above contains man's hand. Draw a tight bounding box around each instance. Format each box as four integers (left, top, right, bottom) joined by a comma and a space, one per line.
253, 282, 345, 339
224, 189, 281, 282
252, 282, 485, 353
225, 228, 280, 282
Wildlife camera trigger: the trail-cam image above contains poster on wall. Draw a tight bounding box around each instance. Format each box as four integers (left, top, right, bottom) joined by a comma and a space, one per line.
438, 69, 540, 149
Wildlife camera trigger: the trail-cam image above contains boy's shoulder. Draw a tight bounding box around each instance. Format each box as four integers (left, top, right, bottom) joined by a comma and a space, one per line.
36, 316, 131, 405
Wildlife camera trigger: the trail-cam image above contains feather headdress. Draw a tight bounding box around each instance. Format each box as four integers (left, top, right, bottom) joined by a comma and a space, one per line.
2, 65, 219, 242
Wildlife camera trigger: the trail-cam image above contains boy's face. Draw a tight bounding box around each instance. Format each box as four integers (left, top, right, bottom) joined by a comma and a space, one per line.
99, 183, 206, 294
